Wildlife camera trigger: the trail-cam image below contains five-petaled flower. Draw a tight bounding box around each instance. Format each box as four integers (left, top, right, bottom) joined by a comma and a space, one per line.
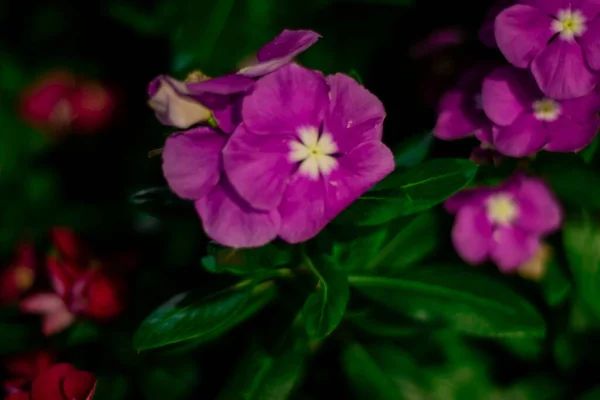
481, 65, 600, 156
445, 174, 562, 271
495, 0, 600, 99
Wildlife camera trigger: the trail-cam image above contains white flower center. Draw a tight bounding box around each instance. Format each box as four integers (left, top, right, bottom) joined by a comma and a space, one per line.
289, 126, 338, 180
533, 98, 561, 121
486, 193, 518, 225
552, 9, 586, 41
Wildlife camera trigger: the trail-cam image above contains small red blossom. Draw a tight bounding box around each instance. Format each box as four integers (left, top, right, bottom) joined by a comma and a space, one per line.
19, 70, 116, 136
21, 228, 134, 336
5, 363, 96, 400
0, 243, 36, 305
3, 350, 54, 395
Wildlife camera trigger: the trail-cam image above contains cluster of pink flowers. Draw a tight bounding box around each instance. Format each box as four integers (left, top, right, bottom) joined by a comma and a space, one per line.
1, 228, 135, 336
149, 30, 394, 248
432, 0, 600, 271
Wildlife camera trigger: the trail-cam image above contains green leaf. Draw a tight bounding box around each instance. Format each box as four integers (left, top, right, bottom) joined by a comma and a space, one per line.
341, 342, 406, 400
579, 386, 600, 400
217, 326, 310, 400
349, 265, 546, 337
563, 210, 600, 318
340, 159, 477, 226
348, 69, 363, 85
141, 357, 199, 400
93, 375, 129, 400
541, 258, 572, 307
335, 211, 439, 274
133, 280, 276, 351
203, 241, 293, 276
0, 322, 36, 354
580, 135, 600, 164
302, 256, 349, 339
393, 131, 434, 169
533, 153, 600, 210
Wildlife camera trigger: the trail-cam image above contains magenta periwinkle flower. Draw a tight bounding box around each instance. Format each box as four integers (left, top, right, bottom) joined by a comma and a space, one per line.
495, 0, 600, 99
148, 30, 320, 133
445, 174, 562, 271
479, 0, 514, 47
223, 64, 394, 243
433, 64, 495, 144
481, 65, 600, 157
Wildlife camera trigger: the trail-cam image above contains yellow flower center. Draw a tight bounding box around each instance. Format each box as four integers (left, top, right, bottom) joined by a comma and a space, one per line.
13, 266, 34, 291
533, 98, 561, 122
486, 193, 518, 225
289, 126, 338, 180
552, 9, 586, 41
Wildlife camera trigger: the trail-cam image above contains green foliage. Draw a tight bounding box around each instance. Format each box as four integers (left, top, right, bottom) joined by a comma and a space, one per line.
339, 158, 477, 226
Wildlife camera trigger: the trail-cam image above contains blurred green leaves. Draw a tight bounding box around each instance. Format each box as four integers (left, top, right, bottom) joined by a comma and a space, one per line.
350, 265, 546, 337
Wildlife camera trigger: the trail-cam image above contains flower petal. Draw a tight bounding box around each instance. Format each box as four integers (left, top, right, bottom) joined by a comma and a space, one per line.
32, 364, 74, 400
481, 65, 538, 126
493, 112, 548, 156
185, 74, 254, 95
195, 179, 280, 248
162, 127, 226, 200
434, 91, 483, 140
490, 226, 539, 271
522, 0, 563, 16
239, 30, 321, 77
532, 39, 598, 99
324, 141, 394, 220
514, 177, 562, 234
242, 63, 329, 135
452, 205, 493, 265
62, 370, 96, 400
544, 115, 599, 151
147, 76, 211, 129
579, 17, 600, 72
223, 124, 296, 210
444, 188, 491, 213
495, 5, 555, 68
560, 90, 600, 123
324, 73, 386, 151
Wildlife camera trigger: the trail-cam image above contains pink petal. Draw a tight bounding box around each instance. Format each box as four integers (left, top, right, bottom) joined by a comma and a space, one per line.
42, 307, 76, 336
195, 179, 280, 248
481, 65, 538, 126
162, 127, 226, 200
444, 188, 489, 213
560, 91, 600, 123
579, 17, 600, 72
241, 63, 329, 135
493, 113, 548, 157
514, 177, 562, 234
495, 5, 554, 68
532, 39, 598, 99
277, 176, 327, 244
573, 0, 600, 19
451, 205, 493, 265
544, 115, 599, 151
20, 293, 65, 315
325, 73, 386, 151
324, 141, 394, 220
32, 363, 74, 400
522, 0, 563, 16
185, 74, 254, 95
490, 226, 539, 271
239, 30, 321, 77
62, 370, 96, 400
223, 124, 295, 210
434, 91, 482, 140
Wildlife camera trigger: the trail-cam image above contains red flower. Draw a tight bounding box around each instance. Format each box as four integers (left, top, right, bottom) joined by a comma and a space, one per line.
21, 228, 133, 336
0, 243, 36, 305
19, 70, 115, 136
5, 363, 96, 400
3, 350, 54, 395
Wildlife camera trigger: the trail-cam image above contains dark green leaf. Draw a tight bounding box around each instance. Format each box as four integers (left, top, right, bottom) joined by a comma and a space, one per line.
133, 281, 276, 350
203, 241, 293, 276
217, 326, 310, 400
0, 322, 36, 354
341, 159, 477, 226
541, 258, 572, 307
563, 210, 600, 318
141, 357, 199, 400
580, 135, 600, 164
302, 256, 349, 339
93, 375, 129, 400
348, 68, 363, 85
107, 2, 162, 35
350, 265, 546, 337
534, 153, 600, 210
393, 131, 434, 169
500, 375, 565, 400
579, 386, 600, 400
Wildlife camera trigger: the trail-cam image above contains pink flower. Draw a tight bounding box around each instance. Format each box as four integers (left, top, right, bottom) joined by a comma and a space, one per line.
3, 350, 54, 395
445, 174, 562, 271
479, 0, 514, 47
481, 65, 600, 156
495, 0, 600, 99
433, 64, 495, 143
0, 243, 36, 305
